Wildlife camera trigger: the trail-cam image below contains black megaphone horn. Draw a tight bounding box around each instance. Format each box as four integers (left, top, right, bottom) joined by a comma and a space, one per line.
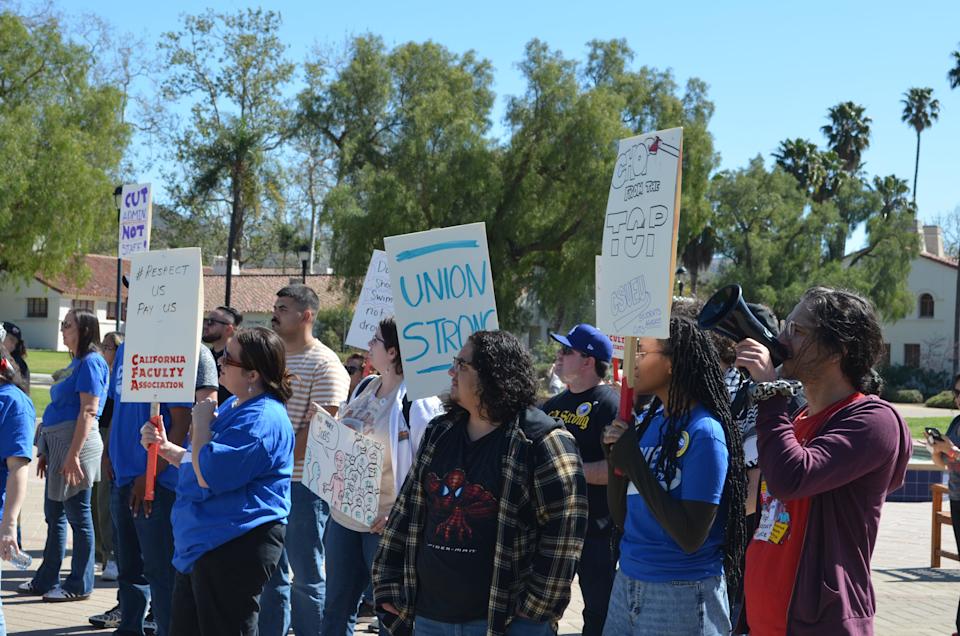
697, 284, 789, 368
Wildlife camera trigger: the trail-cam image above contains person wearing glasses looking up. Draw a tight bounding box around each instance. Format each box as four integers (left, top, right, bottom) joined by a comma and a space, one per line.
373, 330, 587, 636
321, 318, 442, 636
541, 324, 618, 636
202, 306, 243, 405
19, 309, 108, 602
734, 287, 911, 635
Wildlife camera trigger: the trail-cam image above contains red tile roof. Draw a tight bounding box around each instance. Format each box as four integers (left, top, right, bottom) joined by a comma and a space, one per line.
201, 274, 351, 313
919, 252, 958, 269
35, 255, 130, 300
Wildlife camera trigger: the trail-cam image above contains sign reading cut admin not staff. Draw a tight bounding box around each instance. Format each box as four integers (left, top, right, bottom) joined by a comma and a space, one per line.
385, 223, 499, 400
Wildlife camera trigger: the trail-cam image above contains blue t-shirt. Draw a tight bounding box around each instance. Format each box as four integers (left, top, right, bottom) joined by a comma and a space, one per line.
0, 384, 35, 517
619, 404, 729, 582
42, 352, 109, 425
171, 393, 294, 573
108, 343, 191, 491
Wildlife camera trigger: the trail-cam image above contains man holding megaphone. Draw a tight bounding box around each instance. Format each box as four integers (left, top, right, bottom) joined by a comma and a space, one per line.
726, 286, 911, 635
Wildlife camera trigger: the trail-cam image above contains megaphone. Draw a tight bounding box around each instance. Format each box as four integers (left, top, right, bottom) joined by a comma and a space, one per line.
697, 284, 789, 368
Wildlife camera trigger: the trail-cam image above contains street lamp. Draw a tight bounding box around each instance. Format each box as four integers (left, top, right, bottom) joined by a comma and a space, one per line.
675, 265, 688, 297
298, 245, 310, 284
113, 185, 123, 331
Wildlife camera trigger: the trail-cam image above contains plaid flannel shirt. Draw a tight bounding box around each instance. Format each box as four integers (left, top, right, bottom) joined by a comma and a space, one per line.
373, 406, 588, 636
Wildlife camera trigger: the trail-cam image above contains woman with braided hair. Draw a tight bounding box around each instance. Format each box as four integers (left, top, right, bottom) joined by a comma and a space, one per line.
602, 316, 747, 636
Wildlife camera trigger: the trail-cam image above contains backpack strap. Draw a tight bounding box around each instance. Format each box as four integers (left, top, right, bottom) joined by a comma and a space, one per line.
401, 394, 412, 428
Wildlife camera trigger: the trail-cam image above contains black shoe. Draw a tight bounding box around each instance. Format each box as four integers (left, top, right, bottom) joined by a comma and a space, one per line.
144, 610, 157, 635
357, 600, 376, 622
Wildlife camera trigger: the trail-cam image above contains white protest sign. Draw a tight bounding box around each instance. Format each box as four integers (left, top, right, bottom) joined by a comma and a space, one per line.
302, 409, 384, 528
118, 183, 152, 259
344, 250, 394, 350
385, 222, 498, 400
121, 248, 202, 403
595, 256, 625, 360
596, 128, 682, 339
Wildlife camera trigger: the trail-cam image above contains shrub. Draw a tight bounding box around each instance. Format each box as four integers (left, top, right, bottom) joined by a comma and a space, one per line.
885, 388, 924, 404
879, 364, 950, 400
926, 390, 956, 409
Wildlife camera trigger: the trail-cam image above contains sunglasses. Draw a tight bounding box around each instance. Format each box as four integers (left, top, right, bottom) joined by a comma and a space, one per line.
203, 318, 232, 327
220, 349, 249, 370
60, 321, 75, 330
560, 345, 585, 357
344, 364, 362, 375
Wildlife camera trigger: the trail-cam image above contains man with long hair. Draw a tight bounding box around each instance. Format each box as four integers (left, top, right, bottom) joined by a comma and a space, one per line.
735, 287, 911, 635
373, 330, 587, 636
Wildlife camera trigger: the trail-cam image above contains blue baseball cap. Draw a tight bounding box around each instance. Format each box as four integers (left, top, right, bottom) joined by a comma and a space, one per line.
550, 324, 613, 363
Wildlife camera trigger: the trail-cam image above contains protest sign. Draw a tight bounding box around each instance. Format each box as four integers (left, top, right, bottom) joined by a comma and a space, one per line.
344, 250, 394, 350
595, 256, 625, 359
596, 128, 682, 339
118, 183, 152, 259
121, 248, 203, 403
302, 409, 384, 528
385, 222, 498, 400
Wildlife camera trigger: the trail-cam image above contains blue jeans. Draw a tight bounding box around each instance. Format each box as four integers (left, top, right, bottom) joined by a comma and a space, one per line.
133, 485, 177, 636
602, 570, 730, 636
32, 487, 95, 595
259, 482, 329, 636
319, 519, 384, 636
414, 616, 555, 636
577, 532, 617, 636
112, 482, 150, 635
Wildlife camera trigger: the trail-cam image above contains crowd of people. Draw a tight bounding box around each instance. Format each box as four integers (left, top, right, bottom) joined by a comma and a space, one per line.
0, 283, 922, 635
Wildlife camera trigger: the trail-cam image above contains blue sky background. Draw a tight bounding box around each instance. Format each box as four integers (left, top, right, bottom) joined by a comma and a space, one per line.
42, 1, 960, 243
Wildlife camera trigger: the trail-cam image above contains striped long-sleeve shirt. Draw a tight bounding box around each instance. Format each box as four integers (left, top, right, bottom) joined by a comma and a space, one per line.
373, 406, 587, 636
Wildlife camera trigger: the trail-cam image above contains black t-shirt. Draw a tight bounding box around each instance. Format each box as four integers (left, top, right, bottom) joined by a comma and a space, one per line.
210, 347, 233, 405
542, 384, 618, 533
415, 421, 505, 622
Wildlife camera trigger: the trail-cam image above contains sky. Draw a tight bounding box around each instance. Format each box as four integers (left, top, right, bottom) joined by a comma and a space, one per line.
37, 1, 960, 238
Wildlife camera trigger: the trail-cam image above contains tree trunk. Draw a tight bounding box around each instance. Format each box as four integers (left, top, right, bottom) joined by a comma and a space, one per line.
912, 131, 921, 203
308, 162, 318, 275
225, 164, 243, 306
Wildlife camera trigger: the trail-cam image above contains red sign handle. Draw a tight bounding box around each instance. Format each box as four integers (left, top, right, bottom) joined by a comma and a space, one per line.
145, 407, 161, 502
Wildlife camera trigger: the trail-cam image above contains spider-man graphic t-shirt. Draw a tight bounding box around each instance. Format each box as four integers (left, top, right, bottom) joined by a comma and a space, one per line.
415, 421, 506, 622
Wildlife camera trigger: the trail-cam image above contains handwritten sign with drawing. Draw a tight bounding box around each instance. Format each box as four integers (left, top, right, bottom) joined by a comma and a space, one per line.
302, 409, 385, 528
385, 222, 499, 400
596, 128, 682, 339
119, 183, 152, 259
121, 248, 202, 403
344, 250, 394, 350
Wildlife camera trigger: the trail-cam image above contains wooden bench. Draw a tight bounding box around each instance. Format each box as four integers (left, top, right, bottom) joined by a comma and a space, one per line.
931, 482, 959, 567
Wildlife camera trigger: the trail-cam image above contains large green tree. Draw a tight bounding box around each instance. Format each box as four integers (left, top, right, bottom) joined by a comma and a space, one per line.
0, 11, 130, 283
299, 36, 717, 328
156, 8, 294, 304
900, 87, 940, 203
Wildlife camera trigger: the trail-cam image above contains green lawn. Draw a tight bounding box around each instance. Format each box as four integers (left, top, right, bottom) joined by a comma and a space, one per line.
27, 349, 71, 374
904, 416, 955, 441
29, 386, 51, 417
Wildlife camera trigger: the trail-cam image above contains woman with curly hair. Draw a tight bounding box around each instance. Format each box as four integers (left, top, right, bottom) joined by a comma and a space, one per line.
602, 316, 747, 636
140, 327, 295, 635
373, 330, 587, 636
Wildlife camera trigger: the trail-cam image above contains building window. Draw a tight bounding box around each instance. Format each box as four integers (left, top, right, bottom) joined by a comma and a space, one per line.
881, 343, 891, 367
72, 299, 95, 313
106, 302, 126, 321
26, 297, 48, 318
904, 343, 921, 368
919, 293, 935, 318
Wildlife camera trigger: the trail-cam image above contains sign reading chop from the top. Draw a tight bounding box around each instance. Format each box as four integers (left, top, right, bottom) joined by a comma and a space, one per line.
596, 127, 683, 339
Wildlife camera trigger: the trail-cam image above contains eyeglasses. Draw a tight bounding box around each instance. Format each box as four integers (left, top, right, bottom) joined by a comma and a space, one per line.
784, 320, 815, 338
452, 356, 474, 372
635, 350, 667, 361
204, 318, 232, 327
370, 335, 385, 345
344, 364, 362, 375
60, 321, 75, 330
220, 349, 249, 370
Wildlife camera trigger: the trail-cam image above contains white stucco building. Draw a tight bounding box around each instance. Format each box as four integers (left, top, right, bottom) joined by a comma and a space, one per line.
881, 225, 958, 373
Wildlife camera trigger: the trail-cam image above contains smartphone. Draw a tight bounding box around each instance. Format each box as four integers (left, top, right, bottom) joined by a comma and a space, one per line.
925, 427, 945, 444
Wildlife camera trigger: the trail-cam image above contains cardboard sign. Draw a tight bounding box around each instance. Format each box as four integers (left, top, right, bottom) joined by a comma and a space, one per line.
385, 222, 498, 400
344, 250, 394, 350
119, 183, 152, 259
121, 248, 203, 403
302, 409, 384, 528
596, 128, 682, 339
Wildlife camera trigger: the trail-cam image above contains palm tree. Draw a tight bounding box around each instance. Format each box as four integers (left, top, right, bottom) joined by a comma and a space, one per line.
900, 87, 940, 202
821, 102, 872, 174
949, 44, 960, 89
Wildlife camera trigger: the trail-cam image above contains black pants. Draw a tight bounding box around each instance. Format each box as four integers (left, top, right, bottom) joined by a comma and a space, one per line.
170, 521, 285, 636
577, 530, 617, 636
952, 501, 960, 632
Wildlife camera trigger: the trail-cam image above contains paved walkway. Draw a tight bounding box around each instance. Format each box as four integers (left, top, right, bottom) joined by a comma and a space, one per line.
2, 464, 958, 634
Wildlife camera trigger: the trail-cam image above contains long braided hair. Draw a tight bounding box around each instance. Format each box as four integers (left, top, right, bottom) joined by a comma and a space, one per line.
637, 316, 748, 590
